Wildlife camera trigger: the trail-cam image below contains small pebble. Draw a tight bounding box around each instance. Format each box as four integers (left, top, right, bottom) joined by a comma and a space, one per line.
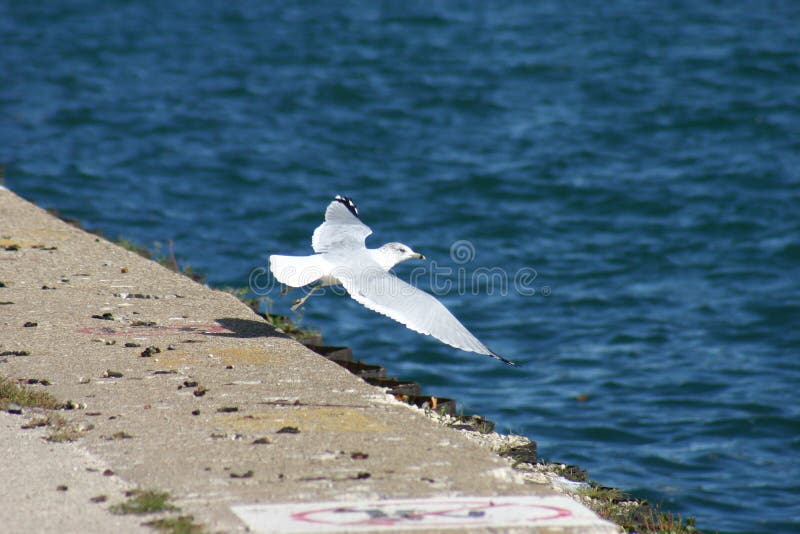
56, 485, 68, 492
102, 370, 123, 378
140, 346, 161, 357
124, 342, 141, 348
217, 406, 238, 413
23, 321, 38, 327
7, 403, 22, 415
230, 470, 254, 479
167, 344, 176, 350
191, 409, 200, 416
0, 350, 30, 356
193, 387, 207, 397
90, 495, 107, 503
277, 426, 300, 434
252, 437, 271, 445
21, 419, 47, 429
103, 469, 114, 476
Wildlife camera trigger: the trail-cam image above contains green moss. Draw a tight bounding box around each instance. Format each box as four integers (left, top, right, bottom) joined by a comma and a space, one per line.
110, 489, 178, 515
143, 515, 205, 534
0, 375, 62, 410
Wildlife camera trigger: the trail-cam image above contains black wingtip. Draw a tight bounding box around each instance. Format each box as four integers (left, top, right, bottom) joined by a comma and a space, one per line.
333, 195, 359, 217
490, 350, 519, 367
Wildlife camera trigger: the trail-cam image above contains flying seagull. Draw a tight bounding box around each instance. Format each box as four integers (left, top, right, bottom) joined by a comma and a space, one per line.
269, 196, 517, 366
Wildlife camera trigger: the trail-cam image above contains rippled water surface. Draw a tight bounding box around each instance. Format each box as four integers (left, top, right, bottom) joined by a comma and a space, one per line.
3, 3, 800, 532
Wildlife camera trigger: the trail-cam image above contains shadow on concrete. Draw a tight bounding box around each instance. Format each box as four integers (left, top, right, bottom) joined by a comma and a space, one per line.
211, 317, 288, 339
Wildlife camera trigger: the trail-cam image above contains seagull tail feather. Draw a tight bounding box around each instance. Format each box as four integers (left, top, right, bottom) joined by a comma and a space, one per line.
269, 254, 328, 288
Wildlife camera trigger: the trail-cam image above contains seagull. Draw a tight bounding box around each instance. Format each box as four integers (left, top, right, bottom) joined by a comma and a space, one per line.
269, 196, 517, 366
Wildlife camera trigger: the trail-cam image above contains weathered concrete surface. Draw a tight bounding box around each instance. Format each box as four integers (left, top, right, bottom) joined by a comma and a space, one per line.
0, 411, 144, 533
0, 187, 617, 533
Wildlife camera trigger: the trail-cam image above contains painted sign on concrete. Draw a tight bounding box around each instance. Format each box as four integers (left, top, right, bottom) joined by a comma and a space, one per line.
231, 495, 615, 533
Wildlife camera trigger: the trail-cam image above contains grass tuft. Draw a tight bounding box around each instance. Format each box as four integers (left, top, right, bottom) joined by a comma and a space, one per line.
221, 287, 321, 342
546, 461, 588, 482
578, 483, 702, 533
142, 515, 205, 534
110, 489, 178, 515
0, 375, 63, 410
45, 414, 89, 442
261, 312, 320, 342
115, 239, 205, 283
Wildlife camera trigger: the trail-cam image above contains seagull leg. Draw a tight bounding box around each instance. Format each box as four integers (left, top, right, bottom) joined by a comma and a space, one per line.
291, 285, 320, 311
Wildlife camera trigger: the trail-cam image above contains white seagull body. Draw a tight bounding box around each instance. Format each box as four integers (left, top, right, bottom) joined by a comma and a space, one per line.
269, 196, 516, 366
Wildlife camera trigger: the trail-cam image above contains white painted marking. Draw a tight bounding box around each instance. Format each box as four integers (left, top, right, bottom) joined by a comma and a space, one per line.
231, 495, 616, 533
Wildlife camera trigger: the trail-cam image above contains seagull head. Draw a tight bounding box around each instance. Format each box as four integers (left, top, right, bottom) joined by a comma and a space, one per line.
377, 242, 425, 269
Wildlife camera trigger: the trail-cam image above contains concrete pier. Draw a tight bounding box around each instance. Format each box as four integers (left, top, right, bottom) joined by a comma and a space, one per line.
0, 187, 617, 533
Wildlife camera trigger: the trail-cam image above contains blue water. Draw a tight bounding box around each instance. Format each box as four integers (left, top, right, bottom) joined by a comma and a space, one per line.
3, 2, 799, 532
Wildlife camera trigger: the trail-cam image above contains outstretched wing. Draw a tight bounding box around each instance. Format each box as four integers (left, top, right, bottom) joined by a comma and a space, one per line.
335, 263, 516, 366
311, 195, 372, 253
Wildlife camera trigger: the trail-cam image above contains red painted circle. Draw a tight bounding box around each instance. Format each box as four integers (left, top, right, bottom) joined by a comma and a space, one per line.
291, 500, 573, 527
